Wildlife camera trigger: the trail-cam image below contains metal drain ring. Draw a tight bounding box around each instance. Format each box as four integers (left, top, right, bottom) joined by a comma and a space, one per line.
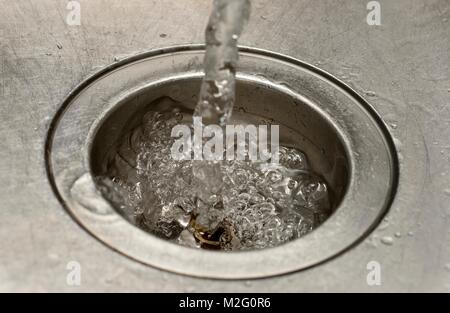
46, 45, 398, 279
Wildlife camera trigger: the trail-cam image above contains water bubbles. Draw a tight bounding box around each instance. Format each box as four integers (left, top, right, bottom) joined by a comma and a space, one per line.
279, 147, 309, 169
301, 181, 327, 202
99, 103, 331, 250
287, 179, 297, 190
249, 193, 265, 204
267, 170, 283, 183
156, 212, 185, 239
174, 112, 184, 122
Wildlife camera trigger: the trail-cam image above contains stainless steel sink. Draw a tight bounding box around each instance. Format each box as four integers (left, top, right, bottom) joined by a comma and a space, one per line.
0, 0, 449, 292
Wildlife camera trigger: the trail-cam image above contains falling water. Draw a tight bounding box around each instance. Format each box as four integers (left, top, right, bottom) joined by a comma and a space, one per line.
194, 0, 251, 126
191, 0, 251, 234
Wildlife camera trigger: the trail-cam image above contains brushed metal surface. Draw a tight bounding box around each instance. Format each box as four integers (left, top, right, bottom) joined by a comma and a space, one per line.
0, 0, 449, 291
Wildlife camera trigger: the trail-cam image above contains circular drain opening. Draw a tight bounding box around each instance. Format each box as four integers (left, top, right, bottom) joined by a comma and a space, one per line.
47, 46, 397, 279
90, 77, 350, 250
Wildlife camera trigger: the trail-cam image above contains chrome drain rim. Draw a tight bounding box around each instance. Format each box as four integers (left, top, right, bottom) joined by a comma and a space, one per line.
46, 45, 398, 279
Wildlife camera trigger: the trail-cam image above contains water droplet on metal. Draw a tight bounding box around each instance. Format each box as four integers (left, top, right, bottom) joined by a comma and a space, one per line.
381, 236, 394, 246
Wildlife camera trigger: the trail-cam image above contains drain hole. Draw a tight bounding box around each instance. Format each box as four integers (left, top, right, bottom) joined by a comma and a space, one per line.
90, 78, 350, 251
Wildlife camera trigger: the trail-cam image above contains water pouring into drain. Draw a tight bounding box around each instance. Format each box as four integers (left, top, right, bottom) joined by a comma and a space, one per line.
49, 39, 395, 276
98, 0, 332, 251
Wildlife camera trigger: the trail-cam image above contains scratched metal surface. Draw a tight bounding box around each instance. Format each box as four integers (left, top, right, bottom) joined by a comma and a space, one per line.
0, 0, 449, 292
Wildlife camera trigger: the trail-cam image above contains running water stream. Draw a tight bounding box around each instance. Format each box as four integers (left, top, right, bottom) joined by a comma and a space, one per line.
194, 0, 251, 126
191, 0, 251, 237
